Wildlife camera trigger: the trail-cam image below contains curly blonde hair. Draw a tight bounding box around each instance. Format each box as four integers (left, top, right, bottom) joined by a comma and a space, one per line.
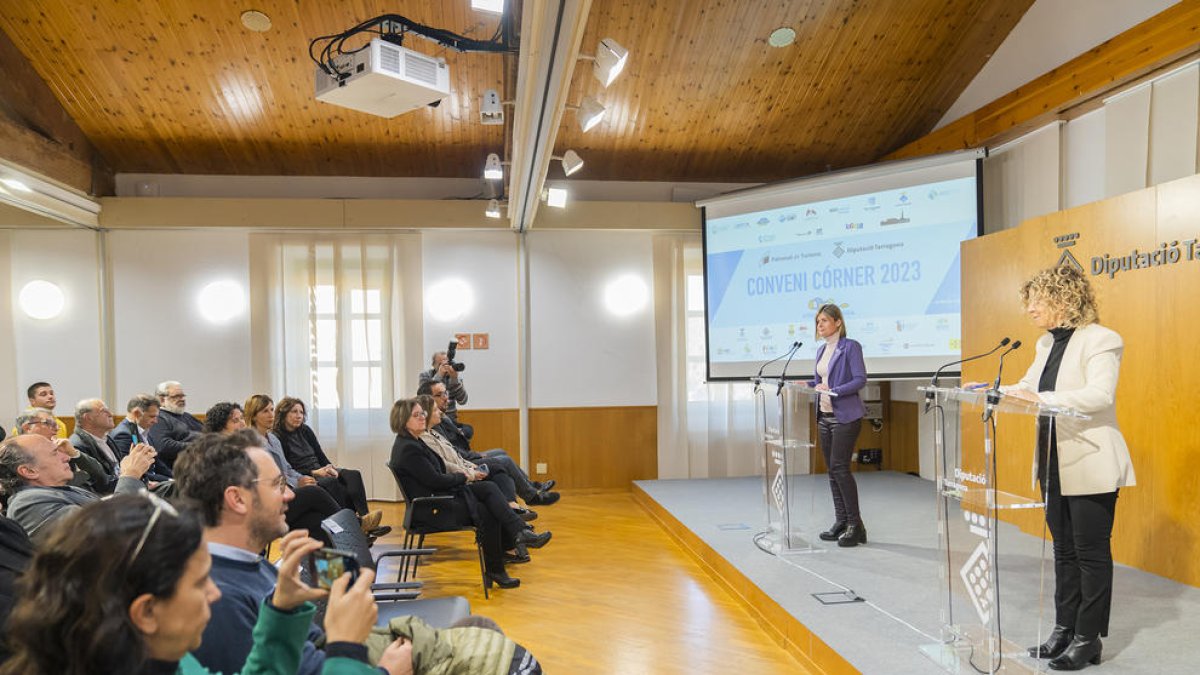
1019, 265, 1099, 328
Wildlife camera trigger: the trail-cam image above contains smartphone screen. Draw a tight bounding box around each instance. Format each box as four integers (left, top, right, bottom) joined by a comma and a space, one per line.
306, 548, 360, 589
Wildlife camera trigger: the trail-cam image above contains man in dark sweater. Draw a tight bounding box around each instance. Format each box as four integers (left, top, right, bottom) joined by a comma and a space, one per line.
148, 380, 203, 468
174, 430, 325, 675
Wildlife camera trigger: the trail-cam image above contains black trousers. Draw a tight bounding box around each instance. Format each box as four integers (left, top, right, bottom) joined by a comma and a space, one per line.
1041, 445, 1119, 638
315, 468, 370, 516
477, 452, 538, 501
817, 414, 862, 524
286, 484, 342, 545
454, 481, 525, 573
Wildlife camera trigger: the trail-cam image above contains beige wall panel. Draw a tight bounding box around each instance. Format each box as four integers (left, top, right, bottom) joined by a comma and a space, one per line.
963, 175, 1200, 586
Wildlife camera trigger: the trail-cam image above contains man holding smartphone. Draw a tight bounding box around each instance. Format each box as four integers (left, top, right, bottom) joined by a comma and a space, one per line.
175, 430, 329, 675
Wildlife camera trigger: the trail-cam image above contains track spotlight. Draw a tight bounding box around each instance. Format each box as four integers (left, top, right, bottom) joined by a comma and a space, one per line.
580, 38, 628, 88
544, 186, 568, 208
566, 96, 606, 132
480, 89, 504, 125
552, 149, 584, 177
484, 153, 504, 180
485, 199, 505, 218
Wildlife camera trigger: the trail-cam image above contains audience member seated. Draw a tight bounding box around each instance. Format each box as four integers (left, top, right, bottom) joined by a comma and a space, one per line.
15, 408, 108, 494
0, 434, 152, 542
414, 394, 535, 522
110, 394, 175, 485
203, 401, 247, 434
8, 382, 67, 440
0, 495, 407, 675
176, 430, 327, 674
273, 397, 385, 536
0, 512, 33, 664
68, 398, 123, 495
244, 394, 361, 543
148, 380, 203, 468
419, 381, 560, 507
388, 398, 550, 590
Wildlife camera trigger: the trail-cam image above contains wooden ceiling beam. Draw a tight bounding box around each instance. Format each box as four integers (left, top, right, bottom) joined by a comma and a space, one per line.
0, 25, 112, 195
885, 0, 1200, 161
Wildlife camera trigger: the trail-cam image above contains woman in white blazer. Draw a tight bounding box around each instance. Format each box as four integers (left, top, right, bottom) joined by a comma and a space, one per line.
1000, 266, 1135, 671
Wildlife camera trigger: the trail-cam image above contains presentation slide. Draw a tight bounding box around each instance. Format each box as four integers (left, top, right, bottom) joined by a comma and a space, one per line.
700, 153, 982, 380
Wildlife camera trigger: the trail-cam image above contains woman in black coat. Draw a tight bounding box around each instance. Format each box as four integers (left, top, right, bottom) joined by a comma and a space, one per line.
387, 398, 550, 589
272, 397, 383, 533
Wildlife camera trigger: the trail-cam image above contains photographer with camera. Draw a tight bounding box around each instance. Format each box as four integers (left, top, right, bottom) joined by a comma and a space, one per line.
418, 343, 471, 438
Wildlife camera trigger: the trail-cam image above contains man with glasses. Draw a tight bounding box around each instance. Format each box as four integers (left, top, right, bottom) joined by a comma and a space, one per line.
110, 394, 175, 486
174, 430, 327, 675
149, 380, 203, 468
0, 434, 154, 542
16, 408, 108, 494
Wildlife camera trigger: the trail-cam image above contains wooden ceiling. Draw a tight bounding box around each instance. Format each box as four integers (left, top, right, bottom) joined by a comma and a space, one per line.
0, 0, 1032, 183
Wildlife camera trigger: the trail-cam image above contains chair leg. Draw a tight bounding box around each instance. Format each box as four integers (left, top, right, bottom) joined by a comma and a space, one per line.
478, 537, 489, 600
401, 532, 415, 582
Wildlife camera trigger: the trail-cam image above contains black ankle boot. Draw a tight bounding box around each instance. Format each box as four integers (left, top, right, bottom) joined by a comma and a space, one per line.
837, 522, 866, 547
1048, 635, 1101, 671
1028, 625, 1074, 659
819, 521, 847, 541
485, 571, 520, 589
516, 528, 552, 549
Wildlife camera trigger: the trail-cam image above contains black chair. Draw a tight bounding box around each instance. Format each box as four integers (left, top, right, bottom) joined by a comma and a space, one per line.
318, 509, 472, 627
387, 467, 491, 599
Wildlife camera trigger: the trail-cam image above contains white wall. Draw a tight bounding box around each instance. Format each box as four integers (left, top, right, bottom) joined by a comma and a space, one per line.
938, 0, 1178, 128
108, 230, 252, 412
5, 229, 103, 414
528, 230, 657, 407
420, 231, 520, 408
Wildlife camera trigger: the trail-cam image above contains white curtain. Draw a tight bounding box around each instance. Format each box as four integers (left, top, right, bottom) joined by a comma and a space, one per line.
654, 233, 760, 480
249, 233, 424, 500
1104, 83, 1153, 198
1149, 64, 1199, 186
982, 122, 1062, 233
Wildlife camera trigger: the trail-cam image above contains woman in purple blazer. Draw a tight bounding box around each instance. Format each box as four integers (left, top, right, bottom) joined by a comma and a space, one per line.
807, 303, 868, 547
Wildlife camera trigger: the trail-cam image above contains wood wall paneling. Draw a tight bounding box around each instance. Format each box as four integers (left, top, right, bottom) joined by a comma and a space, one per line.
961, 172, 1200, 586
528, 406, 657, 490
453, 408, 519, 459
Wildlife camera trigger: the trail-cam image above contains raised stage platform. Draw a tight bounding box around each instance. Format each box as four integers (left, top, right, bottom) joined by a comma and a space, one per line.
633, 472, 1199, 674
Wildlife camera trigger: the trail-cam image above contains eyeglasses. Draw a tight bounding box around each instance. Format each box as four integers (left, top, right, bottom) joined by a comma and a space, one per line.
433, 392, 449, 398
252, 474, 290, 494
166, 393, 187, 401
33, 418, 57, 427
129, 492, 179, 566
412, 410, 428, 418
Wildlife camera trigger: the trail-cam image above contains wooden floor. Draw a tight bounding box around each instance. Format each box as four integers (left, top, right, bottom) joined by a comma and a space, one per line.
370, 491, 808, 674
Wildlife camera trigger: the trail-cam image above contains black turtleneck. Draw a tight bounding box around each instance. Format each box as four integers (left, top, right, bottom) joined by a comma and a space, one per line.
1037, 327, 1075, 483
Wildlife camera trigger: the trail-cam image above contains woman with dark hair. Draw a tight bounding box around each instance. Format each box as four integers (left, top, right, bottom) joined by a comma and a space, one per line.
203, 402, 246, 434
243, 394, 363, 543
993, 266, 1135, 670
0, 495, 406, 675
414, 394, 534, 521
388, 398, 551, 589
272, 397, 384, 535
807, 302, 869, 548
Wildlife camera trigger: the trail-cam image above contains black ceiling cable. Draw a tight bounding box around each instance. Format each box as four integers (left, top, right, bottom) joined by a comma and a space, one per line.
309, 13, 515, 80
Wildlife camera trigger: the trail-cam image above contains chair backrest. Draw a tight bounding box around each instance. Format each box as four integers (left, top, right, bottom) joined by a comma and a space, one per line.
320, 508, 376, 570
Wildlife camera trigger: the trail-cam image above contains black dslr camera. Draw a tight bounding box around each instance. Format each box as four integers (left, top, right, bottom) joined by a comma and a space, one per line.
446, 340, 466, 372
